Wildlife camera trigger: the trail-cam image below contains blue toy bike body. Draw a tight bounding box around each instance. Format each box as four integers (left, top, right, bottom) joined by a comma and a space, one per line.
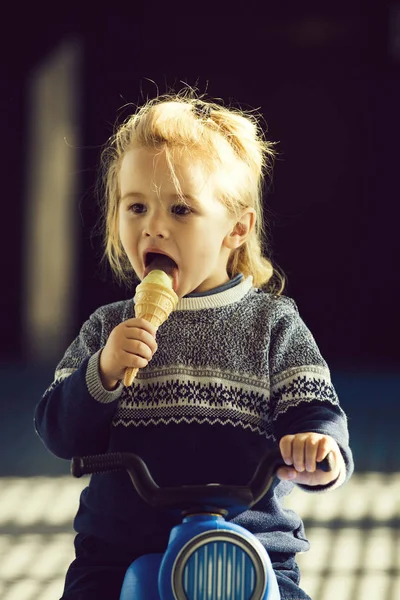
72, 450, 332, 599
120, 514, 280, 599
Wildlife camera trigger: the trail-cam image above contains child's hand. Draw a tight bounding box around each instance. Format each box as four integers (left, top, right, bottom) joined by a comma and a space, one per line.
277, 433, 343, 486
99, 318, 158, 390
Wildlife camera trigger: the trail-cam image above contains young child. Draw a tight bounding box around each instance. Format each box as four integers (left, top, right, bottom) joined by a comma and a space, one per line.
35, 92, 353, 600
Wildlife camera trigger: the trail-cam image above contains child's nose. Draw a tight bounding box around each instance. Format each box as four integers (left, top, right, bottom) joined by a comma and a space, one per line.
143, 210, 169, 238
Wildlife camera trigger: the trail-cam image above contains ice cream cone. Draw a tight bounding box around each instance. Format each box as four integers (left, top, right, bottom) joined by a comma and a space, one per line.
123, 272, 178, 386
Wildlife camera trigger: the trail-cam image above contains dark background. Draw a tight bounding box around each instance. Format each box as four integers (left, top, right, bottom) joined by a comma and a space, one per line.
1, 5, 399, 475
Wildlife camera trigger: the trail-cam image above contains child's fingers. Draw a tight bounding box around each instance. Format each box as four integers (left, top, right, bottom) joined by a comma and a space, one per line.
276, 466, 297, 481
280, 433, 330, 473
279, 435, 295, 466
124, 323, 158, 354
292, 436, 307, 472
278, 434, 342, 486
304, 436, 321, 472
125, 317, 158, 338
125, 354, 149, 370
294, 434, 330, 472
315, 436, 332, 463
124, 339, 154, 361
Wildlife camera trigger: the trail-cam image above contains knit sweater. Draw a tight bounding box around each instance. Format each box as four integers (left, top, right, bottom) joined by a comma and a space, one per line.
34, 275, 353, 557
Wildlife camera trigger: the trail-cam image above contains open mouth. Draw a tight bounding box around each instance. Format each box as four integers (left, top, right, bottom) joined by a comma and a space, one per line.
144, 252, 179, 291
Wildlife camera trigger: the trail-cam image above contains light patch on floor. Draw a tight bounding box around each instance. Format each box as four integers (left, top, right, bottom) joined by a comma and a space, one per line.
0, 473, 398, 599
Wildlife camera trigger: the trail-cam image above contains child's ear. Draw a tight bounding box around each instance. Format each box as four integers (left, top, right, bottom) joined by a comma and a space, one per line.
225, 208, 256, 249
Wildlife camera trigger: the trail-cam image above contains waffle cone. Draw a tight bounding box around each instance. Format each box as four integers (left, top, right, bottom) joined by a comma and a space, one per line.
123, 282, 178, 386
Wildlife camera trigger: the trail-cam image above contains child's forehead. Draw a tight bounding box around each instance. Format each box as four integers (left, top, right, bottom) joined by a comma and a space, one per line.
122, 145, 205, 171
120, 146, 213, 193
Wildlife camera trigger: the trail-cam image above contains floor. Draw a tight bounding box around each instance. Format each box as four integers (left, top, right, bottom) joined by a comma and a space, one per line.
0, 472, 399, 599
0, 366, 399, 599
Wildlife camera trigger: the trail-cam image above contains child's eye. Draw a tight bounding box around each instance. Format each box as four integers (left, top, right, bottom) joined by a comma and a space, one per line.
171, 203, 191, 216
129, 203, 146, 214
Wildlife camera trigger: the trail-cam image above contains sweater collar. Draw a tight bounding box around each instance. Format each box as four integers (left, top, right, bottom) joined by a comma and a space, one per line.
176, 276, 254, 311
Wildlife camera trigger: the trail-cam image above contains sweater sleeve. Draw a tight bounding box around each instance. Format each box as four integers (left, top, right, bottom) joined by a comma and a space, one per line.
268, 297, 354, 491
34, 309, 124, 460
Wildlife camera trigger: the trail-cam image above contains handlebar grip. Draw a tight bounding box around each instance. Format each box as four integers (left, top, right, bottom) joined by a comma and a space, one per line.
70, 449, 336, 516
318, 452, 334, 472
71, 451, 335, 479
71, 452, 126, 478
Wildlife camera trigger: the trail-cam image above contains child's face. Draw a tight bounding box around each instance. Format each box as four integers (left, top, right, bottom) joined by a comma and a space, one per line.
118, 146, 238, 297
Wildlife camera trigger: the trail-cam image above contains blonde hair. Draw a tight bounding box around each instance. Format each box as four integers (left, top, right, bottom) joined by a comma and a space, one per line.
99, 89, 285, 294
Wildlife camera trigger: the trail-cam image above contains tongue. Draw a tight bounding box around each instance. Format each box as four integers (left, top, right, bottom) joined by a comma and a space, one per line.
146, 254, 179, 291
148, 254, 175, 274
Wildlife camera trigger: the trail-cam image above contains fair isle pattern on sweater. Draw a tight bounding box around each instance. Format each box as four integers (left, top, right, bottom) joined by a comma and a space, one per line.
269, 365, 338, 422
49, 276, 342, 442
113, 364, 336, 440
114, 366, 271, 436
52, 276, 342, 441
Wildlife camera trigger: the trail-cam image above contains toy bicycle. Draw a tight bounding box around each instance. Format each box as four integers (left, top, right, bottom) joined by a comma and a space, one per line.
71, 449, 332, 600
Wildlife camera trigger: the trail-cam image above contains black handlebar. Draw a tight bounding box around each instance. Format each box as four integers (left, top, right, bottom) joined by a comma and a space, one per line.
71, 450, 334, 518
